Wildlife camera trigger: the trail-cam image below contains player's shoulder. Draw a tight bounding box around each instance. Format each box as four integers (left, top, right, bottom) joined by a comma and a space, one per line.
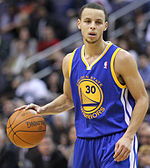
62, 52, 74, 77
115, 48, 137, 74
63, 47, 78, 67
116, 48, 136, 65
63, 53, 73, 73
63, 52, 73, 65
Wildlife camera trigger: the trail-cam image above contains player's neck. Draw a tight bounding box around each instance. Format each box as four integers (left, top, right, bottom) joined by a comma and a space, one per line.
84, 40, 107, 57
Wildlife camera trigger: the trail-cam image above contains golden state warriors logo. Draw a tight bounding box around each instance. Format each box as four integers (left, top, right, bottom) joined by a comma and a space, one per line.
77, 76, 105, 119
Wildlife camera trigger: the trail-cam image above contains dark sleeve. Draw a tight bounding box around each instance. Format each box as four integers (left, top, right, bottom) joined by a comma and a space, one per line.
51, 150, 68, 168
0, 149, 19, 168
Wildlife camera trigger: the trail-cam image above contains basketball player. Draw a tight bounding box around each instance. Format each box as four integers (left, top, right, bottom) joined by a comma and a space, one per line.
16, 3, 149, 168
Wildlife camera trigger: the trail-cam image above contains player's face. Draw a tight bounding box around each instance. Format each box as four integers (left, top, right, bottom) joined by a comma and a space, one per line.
78, 8, 108, 44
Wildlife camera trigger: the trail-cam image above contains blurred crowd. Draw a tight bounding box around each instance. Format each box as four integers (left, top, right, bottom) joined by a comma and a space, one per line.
0, 0, 150, 168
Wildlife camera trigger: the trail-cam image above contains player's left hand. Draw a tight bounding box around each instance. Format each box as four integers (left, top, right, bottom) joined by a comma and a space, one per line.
113, 135, 133, 162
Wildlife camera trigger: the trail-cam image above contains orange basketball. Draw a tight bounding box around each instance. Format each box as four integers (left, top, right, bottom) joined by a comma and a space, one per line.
7, 109, 46, 148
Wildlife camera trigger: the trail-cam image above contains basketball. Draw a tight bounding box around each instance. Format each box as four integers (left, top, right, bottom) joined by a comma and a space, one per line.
7, 109, 46, 148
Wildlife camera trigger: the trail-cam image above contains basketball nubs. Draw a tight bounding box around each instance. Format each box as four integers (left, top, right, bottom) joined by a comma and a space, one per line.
7, 109, 46, 148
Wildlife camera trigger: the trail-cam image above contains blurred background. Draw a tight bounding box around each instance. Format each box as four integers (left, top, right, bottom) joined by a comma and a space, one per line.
0, 0, 150, 168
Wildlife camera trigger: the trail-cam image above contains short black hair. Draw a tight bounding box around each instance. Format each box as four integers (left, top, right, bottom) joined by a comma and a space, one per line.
79, 3, 108, 21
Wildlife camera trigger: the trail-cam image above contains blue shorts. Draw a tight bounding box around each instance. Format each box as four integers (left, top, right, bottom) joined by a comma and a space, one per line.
73, 131, 138, 168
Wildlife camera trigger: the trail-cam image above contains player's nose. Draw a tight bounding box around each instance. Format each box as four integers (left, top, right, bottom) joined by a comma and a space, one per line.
90, 21, 96, 30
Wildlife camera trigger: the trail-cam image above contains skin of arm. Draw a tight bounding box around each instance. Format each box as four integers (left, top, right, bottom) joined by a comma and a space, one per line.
113, 49, 149, 162
16, 53, 74, 115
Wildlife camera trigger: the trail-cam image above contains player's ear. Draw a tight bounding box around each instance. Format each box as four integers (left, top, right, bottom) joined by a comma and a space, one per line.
104, 21, 108, 31
77, 19, 81, 30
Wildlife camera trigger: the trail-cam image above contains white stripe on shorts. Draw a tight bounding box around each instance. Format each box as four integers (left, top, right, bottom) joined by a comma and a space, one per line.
129, 135, 138, 168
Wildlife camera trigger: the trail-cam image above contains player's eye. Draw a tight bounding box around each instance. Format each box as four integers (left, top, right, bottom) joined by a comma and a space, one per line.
84, 20, 91, 23
96, 21, 102, 25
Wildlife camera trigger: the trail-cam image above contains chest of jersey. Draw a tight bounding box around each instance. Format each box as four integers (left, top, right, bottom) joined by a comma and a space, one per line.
69, 43, 135, 137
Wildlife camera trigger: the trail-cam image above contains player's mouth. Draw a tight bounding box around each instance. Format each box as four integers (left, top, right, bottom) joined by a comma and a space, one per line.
88, 32, 97, 38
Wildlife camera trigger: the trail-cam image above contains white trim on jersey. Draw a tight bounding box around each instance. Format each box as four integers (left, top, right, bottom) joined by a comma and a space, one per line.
121, 89, 130, 125
125, 89, 132, 118
121, 88, 133, 126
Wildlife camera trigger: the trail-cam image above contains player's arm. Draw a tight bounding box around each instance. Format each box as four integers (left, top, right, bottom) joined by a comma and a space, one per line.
113, 49, 149, 162
15, 53, 74, 115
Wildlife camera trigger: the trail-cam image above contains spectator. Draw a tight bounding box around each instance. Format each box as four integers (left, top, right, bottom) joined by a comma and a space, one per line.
67, 125, 76, 168
45, 124, 53, 137
26, 136, 67, 168
51, 114, 68, 145
0, 4, 29, 42
57, 132, 69, 159
15, 69, 51, 104
1, 98, 15, 125
138, 54, 150, 89
38, 25, 60, 52
47, 71, 63, 95
6, 40, 31, 75
0, 33, 10, 66
138, 145, 150, 168
36, 0, 55, 14
0, 125, 19, 168
57, 124, 76, 167
138, 123, 150, 146
133, 10, 149, 43
9, 26, 37, 58
50, 0, 74, 26
29, 6, 49, 40
18, 148, 33, 168
4, 26, 37, 75
0, 69, 9, 95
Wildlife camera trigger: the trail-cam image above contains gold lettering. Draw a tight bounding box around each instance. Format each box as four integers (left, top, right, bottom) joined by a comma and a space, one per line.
82, 107, 105, 119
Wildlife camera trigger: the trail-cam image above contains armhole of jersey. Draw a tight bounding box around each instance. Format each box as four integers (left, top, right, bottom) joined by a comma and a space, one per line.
110, 48, 126, 89
69, 48, 77, 78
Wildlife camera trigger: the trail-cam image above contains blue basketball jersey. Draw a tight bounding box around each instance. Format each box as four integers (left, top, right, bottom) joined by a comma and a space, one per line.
69, 42, 135, 138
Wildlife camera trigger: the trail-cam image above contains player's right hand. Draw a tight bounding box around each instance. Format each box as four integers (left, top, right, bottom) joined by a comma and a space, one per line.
15, 103, 41, 114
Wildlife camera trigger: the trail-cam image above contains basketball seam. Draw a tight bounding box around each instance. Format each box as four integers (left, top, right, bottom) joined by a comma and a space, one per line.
8, 118, 17, 144
7, 110, 25, 129
8, 118, 34, 146
13, 130, 46, 147
7, 111, 27, 143
15, 130, 46, 133
13, 132, 34, 146
7, 116, 45, 136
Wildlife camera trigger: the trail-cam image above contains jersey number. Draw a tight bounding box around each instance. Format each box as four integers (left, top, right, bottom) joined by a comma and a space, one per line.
86, 85, 96, 94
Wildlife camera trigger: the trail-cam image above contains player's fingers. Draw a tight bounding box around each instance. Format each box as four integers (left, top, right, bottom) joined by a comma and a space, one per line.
25, 103, 36, 110
114, 148, 125, 161
118, 150, 130, 162
115, 150, 130, 162
113, 143, 120, 158
14, 105, 27, 112
114, 147, 123, 160
25, 103, 39, 112
114, 146, 130, 162
36, 107, 41, 113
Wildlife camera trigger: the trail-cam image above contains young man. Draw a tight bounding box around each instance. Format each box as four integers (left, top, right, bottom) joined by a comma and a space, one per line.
16, 3, 149, 168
